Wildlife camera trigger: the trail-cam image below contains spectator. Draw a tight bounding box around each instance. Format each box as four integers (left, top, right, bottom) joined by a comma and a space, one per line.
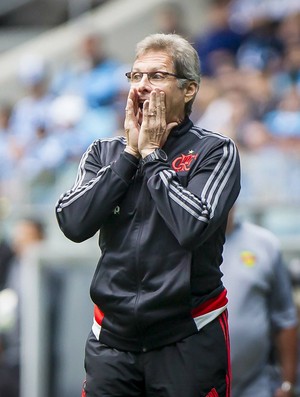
0, 104, 17, 185
51, 32, 121, 108
235, 17, 283, 74
276, 12, 300, 47
191, 76, 220, 117
235, 119, 273, 152
51, 32, 122, 140
193, 0, 246, 76
270, 41, 300, 99
240, 69, 276, 120
263, 86, 300, 151
153, 2, 189, 37
195, 87, 255, 142
10, 54, 54, 152
221, 207, 298, 397
229, 0, 300, 29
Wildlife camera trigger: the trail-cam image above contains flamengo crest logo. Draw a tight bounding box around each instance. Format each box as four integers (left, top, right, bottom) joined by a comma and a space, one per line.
172, 150, 198, 172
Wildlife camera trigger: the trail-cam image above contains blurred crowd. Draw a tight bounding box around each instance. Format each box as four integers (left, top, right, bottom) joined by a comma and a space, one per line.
0, 1, 300, 396
0, 32, 125, 207
191, 0, 300, 217
0, 0, 299, 223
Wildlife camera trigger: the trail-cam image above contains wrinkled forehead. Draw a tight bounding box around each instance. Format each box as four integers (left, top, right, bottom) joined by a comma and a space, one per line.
133, 50, 174, 70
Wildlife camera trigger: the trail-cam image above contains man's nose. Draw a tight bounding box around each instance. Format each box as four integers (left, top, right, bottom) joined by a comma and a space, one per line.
137, 74, 151, 90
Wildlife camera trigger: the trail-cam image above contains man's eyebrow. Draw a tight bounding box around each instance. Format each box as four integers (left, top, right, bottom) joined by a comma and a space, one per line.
131, 69, 168, 73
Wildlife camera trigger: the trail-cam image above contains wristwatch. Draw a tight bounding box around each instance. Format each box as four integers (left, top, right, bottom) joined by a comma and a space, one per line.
141, 149, 168, 165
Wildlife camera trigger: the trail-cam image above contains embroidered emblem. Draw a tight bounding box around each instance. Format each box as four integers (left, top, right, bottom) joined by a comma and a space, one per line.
240, 250, 256, 267
113, 206, 120, 215
172, 152, 198, 172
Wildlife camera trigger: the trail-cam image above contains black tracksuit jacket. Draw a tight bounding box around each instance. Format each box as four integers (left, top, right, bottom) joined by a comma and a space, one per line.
56, 117, 241, 352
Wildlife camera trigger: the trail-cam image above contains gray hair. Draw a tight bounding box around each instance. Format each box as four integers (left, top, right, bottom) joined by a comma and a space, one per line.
135, 33, 201, 116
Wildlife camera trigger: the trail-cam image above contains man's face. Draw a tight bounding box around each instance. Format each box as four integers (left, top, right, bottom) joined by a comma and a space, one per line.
131, 50, 189, 125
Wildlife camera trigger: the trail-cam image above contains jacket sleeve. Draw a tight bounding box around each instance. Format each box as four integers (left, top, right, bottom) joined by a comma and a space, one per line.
55, 141, 139, 242
143, 137, 241, 249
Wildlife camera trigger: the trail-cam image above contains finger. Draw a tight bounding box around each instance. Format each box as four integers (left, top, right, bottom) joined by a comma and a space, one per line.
125, 98, 134, 117
148, 90, 157, 116
124, 97, 138, 132
127, 87, 135, 104
160, 91, 166, 120
155, 89, 161, 120
143, 100, 150, 120
127, 88, 138, 116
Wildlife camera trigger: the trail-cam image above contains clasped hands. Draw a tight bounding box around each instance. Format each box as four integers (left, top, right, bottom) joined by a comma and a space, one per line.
124, 88, 178, 159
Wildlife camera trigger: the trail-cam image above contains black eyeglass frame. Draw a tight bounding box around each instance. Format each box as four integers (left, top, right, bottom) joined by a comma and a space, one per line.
125, 71, 193, 82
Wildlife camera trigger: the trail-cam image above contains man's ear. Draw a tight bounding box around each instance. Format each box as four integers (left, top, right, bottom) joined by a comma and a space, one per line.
184, 81, 199, 104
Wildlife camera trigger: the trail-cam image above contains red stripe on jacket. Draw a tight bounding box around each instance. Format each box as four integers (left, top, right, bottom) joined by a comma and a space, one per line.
94, 305, 105, 325
94, 289, 227, 326
191, 289, 228, 317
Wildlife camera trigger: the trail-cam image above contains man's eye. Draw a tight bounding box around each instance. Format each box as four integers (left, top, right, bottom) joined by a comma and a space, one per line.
132, 73, 142, 81
151, 73, 165, 80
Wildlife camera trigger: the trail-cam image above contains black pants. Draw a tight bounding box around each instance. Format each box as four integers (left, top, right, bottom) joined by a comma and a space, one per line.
82, 312, 231, 397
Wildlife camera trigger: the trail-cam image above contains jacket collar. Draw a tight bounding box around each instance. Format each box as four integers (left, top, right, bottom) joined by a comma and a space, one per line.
170, 116, 193, 137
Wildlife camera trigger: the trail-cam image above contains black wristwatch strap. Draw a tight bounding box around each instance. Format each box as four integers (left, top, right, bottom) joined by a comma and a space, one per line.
141, 149, 168, 166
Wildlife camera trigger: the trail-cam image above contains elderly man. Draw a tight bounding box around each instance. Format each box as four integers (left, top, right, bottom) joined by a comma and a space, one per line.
56, 33, 240, 397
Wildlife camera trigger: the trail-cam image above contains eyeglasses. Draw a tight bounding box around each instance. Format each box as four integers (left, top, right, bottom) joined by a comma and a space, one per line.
125, 71, 190, 85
